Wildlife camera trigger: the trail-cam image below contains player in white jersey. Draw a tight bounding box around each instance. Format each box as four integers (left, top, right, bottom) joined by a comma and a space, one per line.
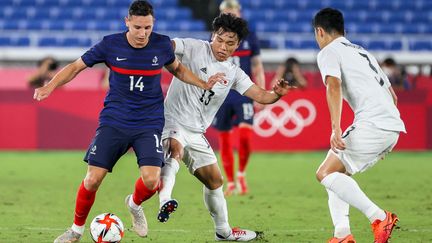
313, 8, 406, 243
157, 13, 291, 241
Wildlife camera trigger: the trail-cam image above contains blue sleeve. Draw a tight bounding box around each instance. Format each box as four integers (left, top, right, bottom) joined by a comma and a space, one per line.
249, 32, 261, 57
164, 37, 175, 66
81, 37, 107, 67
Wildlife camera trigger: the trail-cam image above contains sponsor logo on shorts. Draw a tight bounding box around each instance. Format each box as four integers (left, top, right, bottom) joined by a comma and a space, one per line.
90, 145, 97, 155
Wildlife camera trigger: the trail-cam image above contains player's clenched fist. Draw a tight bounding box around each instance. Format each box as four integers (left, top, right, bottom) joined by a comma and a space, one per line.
33, 84, 54, 101
272, 79, 292, 97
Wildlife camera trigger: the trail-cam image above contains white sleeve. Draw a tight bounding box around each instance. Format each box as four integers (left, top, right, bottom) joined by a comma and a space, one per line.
317, 47, 342, 84
378, 67, 392, 88
232, 67, 254, 95
172, 38, 185, 55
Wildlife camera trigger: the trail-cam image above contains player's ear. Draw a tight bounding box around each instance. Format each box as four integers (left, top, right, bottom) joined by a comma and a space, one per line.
316, 27, 324, 38
125, 16, 129, 28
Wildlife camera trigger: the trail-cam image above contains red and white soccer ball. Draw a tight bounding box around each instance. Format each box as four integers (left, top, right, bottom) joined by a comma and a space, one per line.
90, 213, 125, 243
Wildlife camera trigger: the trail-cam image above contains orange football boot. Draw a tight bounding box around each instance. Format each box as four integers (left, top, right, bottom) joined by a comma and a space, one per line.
328, 234, 356, 243
371, 211, 399, 243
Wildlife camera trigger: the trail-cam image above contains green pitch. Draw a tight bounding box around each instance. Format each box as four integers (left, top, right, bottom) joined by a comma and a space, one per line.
0, 151, 431, 243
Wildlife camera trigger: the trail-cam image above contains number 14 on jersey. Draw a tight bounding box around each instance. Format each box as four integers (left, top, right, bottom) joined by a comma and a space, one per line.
130, 76, 145, 91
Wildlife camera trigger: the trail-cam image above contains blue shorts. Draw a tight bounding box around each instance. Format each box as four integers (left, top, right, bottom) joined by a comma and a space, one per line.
213, 91, 254, 131
83, 125, 164, 172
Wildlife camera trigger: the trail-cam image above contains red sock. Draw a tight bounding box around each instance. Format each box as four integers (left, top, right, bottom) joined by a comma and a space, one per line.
132, 177, 159, 205
219, 131, 234, 182
238, 127, 252, 173
74, 181, 96, 226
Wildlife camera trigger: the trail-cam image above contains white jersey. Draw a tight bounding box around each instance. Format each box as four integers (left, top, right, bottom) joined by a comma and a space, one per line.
164, 38, 254, 133
317, 37, 406, 133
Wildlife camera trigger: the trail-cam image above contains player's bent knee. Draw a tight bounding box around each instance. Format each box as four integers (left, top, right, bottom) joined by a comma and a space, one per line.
141, 176, 159, 190
315, 170, 326, 183
206, 176, 224, 190
84, 177, 103, 191
170, 153, 182, 163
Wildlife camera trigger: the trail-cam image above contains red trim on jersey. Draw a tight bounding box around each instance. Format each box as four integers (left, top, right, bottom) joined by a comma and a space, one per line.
232, 50, 252, 57
110, 65, 162, 76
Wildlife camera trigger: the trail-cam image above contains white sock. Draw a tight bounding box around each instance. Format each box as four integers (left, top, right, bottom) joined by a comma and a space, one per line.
203, 186, 231, 236
71, 223, 85, 235
321, 172, 386, 223
128, 195, 141, 210
237, 171, 245, 177
159, 158, 180, 208
327, 189, 351, 238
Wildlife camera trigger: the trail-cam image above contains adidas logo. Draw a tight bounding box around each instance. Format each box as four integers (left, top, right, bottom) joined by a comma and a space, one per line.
200, 67, 207, 74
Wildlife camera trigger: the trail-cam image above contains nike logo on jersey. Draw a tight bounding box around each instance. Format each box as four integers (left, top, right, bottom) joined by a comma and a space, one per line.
200, 67, 207, 74
116, 57, 127, 61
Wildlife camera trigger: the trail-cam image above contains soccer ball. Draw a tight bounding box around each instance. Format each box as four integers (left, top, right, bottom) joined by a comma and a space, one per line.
90, 213, 125, 243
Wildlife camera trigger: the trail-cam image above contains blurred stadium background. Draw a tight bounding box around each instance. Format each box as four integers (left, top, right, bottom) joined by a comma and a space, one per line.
1, 0, 432, 242
1, 0, 432, 150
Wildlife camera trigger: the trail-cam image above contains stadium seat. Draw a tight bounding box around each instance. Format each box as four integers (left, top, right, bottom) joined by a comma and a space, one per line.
0, 37, 30, 46
410, 40, 432, 51
0, 0, 430, 50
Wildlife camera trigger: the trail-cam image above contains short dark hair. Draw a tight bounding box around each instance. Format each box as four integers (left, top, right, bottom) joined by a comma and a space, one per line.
312, 8, 344, 35
383, 57, 397, 66
212, 13, 249, 42
38, 57, 58, 71
128, 0, 154, 17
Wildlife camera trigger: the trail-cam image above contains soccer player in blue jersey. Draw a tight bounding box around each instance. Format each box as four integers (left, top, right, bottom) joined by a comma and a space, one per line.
212, 0, 266, 196
33, 1, 223, 242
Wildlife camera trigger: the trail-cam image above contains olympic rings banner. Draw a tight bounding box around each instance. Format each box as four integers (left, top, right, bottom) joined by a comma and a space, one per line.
204, 89, 431, 151
0, 89, 430, 150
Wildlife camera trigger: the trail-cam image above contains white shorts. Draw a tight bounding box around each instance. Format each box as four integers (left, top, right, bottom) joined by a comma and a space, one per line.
162, 123, 217, 174
331, 122, 399, 175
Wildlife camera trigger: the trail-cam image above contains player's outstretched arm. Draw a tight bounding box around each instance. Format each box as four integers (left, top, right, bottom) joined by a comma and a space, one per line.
243, 79, 290, 104
165, 59, 225, 90
33, 58, 87, 101
325, 76, 346, 152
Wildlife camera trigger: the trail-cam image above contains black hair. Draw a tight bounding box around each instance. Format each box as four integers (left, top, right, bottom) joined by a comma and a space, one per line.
283, 57, 300, 84
383, 57, 397, 66
37, 57, 58, 71
312, 8, 344, 35
212, 13, 249, 42
285, 57, 299, 70
128, 0, 154, 17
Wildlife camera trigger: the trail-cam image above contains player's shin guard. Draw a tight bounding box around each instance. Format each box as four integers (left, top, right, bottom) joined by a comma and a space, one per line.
203, 186, 231, 236
219, 131, 234, 182
238, 127, 252, 173
327, 189, 351, 238
132, 177, 158, 206
74, 181, 96, 226
159, 158, 180, 206
321, 172, 385, 223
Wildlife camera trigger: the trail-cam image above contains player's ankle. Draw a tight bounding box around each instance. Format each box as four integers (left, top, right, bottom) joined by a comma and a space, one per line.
71, 223, 84, 235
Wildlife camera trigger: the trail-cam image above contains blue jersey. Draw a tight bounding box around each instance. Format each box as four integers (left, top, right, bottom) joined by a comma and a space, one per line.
226, 31, 261, 102
81, 32, 175, 130
231, 32, 260, 77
